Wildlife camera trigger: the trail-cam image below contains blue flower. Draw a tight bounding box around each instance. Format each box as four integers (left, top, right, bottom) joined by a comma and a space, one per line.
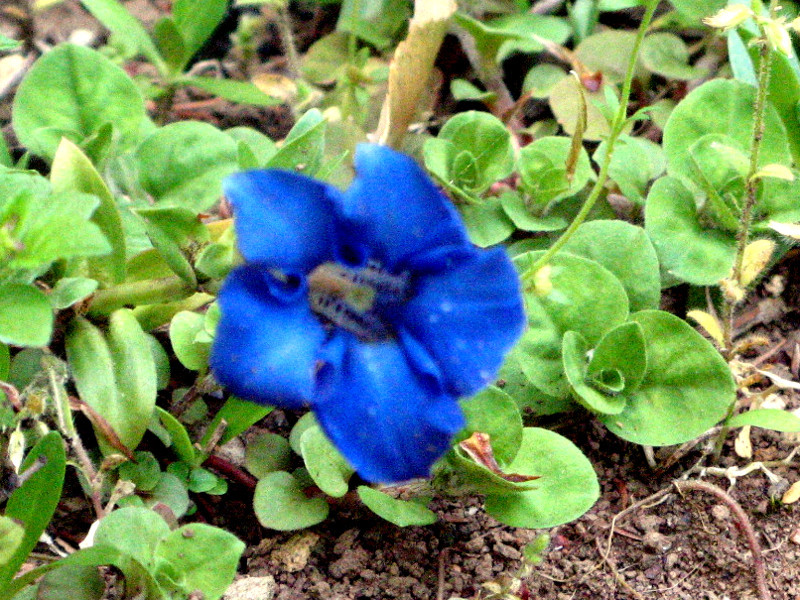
210, 144, 525, 483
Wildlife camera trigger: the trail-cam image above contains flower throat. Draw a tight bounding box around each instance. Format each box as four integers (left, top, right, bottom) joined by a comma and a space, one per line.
307, 261, 410, 342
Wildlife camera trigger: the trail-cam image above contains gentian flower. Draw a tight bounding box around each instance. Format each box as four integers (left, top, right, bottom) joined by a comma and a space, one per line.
210, 144, 525, 483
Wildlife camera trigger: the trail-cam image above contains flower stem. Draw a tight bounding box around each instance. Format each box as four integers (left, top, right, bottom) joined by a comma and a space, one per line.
523, 0, 658, 280
87, 276, 195, 317
721, 0, 779, 355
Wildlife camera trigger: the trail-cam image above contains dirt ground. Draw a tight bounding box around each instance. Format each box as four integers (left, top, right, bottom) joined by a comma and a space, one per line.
2, 2, 800, 599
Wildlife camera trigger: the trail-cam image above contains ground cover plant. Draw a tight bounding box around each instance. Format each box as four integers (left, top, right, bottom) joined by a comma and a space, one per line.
1, 0, 800, 598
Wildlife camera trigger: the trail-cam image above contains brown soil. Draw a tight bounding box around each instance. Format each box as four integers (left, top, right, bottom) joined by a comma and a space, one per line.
2, 3, 800, 600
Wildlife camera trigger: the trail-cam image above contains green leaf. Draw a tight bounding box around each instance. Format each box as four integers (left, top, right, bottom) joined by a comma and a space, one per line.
562, 330, 626, 415
147, 334, 171, 391
79, 0, 164, 68
0, 284, 53, 347
153, 17, 188, 73
155, 523, 245, 600
336, 0, 409, 49
547, 76, 612, 141
107, 309, 158, 446
561, 220, 661, 312
575, 30, 645, 85
0, 34, 20, 52
518, 136, 593, 205
253, 471, 329, 531
589, 321, 647, 393
288, 412, 318, 455
156, 407, 197, 464
522, 64, 567, 99
50, 278, 99, 310
513, 251, 629, 398
300, 426, 355, 498
645, 175, 736, 285
226, 127, 277, 167
0, 517, 24, 566
136, 121, 238, 212
169, 311, 210, 372
36, 565, 105, 600
458, 386, 523, 465
484, 428, 599, 528
94, 507, 170, 570
0, 343, 8, 380
426, 111, 514, 194
599, 310, 735, 445
118, 451, 162, 491
173, 0, 227, 60
265, 109, 327, 175
640, 32, 706, 80
147, 472, 190, 518
500, 192, 567, 233
50, 132, 126, 285
459, 197, 515, 247
727, 408, 800, 432
184, 76, 280, 106
244, 432, 292, 479
662, 79, 790, 194
201, 396, 272, 449
357, 487, 437, 527
137, 205, 208, 286
0, 432, 66, 588
66, 312, 156, 453
594, 135, 666, 205
667, 0, 726, 25
13, 44, 146, 161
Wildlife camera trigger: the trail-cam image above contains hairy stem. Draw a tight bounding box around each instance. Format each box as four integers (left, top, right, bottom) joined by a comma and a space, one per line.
524, 0, 659, 278
87, 276, 195, 317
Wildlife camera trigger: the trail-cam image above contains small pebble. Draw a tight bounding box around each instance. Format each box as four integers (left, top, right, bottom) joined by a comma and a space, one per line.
642, 531, 672, 553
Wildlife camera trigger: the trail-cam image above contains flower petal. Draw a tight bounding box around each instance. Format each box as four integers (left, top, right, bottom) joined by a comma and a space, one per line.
313, 333, 464, 483
210, 264, 325, 409
223, 170, 340, 272
342, 144, 469, 270
400, 245, 525, 397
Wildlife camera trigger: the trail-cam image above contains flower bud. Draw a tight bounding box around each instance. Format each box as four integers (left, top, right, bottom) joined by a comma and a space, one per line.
703, 4, 753, 31
764, 20, 794, 56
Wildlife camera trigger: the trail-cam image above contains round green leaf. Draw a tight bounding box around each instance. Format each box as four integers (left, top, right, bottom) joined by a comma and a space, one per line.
459, 197, 515, 247
12, 44, 145, 161
50, 277, 98, 310
169, 311, 210, 372
155, 522, 245, 600
37, 564, 105, 600
300, 426, 355, 498
513, 251, 629, 398
145, 472, 190, 519
599, 310, 735, 446
594, 135, 666, 205
289, 412, 318, 455
94, 507, 170, 570
500, 192, 567, 232
253, 471, 329, 531
589, 321, 647, 393
518, 136, 593, 206
575, 30, 645, 85
458, 386, 523, 465
245, 432, 292, 479
357, 486, 437, 527
561, 220, 661, 312
663, 79, 790, 193
497, 346, 576, 416
484, 428, 599, 528
118, 451, 162, 492
645, 176, 736, 285
0, 284, 53, 347
640, 33, 707, 80
437, 111, 514, 193
562, 330, 626, 415
136, 121, 238, 212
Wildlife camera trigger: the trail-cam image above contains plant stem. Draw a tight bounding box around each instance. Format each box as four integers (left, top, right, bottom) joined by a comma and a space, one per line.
721, 1, 778, 354
523, 0, 659, 280
87, 276, 195, 317
275, 3, 301, 78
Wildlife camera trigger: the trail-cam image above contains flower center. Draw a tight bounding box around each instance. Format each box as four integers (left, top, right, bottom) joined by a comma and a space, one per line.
307, 260, 410, 341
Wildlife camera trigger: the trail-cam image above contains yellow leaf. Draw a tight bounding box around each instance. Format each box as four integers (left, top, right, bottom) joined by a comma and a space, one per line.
769, 220, 800, 239
750, 163, 795, 182
687, 310, 724, 346
740, 239, 775, 287
734, 425, 752, 458
782, 480, 800, 504
374, 0, 457, 148
252, 73, 297, 104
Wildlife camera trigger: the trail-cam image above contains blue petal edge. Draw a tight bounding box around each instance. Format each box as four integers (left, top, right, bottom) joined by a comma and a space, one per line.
210, 264, 325, 410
